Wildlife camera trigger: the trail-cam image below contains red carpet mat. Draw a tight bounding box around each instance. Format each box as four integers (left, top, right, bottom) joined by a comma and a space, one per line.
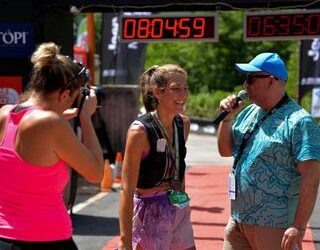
102, 166, 315, 250
187, 165, 231, 249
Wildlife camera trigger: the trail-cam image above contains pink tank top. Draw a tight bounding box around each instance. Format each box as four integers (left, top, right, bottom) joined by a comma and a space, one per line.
0, 106, 72, 241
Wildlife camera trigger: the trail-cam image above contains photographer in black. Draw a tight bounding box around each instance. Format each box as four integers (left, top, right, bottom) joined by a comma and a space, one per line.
0, 42, 103, 250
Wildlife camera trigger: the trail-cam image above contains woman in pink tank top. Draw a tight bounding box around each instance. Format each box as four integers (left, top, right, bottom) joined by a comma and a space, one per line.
0, 43, 104, 250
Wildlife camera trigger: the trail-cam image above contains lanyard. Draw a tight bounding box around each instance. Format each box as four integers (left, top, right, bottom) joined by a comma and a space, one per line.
233, 93, 289, 171
152, 112, 180, 181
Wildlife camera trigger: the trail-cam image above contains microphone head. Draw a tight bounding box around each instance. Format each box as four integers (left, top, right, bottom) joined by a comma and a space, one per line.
238, 90, 248, 101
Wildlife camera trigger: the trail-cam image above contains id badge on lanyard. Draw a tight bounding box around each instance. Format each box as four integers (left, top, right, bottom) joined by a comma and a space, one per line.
228, 173, 236, 200
153, 112, 190, 208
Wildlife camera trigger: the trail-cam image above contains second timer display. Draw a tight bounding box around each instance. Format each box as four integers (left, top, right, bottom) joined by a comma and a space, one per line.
120, 14, 218, 42
245, 10, 320, 41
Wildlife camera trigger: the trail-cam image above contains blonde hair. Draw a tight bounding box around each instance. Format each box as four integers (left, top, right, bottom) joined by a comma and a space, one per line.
140, 64, 187, 112
30, 42, 84, 95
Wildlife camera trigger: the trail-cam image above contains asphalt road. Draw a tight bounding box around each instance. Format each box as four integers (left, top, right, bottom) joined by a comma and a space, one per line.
71, 133, 320, 250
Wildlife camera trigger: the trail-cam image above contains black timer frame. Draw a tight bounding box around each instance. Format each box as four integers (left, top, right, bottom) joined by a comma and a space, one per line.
244, 10, 320, 41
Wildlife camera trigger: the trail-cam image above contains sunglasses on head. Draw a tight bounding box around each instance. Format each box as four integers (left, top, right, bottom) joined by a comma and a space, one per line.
245, 74, 278, 85
62, 58, 90, 92
66, 62, 90, 85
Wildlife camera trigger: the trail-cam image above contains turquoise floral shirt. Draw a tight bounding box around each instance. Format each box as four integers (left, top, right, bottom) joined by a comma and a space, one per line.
231, 98, 320, 227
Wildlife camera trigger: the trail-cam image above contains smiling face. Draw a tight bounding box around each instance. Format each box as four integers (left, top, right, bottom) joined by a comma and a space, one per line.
155, 73, 189, 115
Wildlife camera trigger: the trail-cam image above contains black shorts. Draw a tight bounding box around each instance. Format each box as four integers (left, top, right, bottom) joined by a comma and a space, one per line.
0, 237, 78, 250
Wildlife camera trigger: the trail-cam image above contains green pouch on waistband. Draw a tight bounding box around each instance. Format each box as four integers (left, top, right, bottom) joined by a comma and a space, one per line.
167, 190, 190, 209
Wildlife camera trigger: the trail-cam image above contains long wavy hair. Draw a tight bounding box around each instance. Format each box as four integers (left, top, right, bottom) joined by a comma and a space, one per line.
140, 64, 187, 112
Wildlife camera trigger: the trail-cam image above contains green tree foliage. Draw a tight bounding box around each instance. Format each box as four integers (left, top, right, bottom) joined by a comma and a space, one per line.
145, 11, 301, 118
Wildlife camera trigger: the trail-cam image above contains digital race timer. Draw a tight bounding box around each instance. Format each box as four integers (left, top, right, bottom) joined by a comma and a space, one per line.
244, 10, 320, 41
120, 14, 218, 42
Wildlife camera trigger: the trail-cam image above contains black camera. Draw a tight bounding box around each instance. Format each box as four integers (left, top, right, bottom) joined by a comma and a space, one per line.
79, 65, 104, 107
81, 86, 104, 107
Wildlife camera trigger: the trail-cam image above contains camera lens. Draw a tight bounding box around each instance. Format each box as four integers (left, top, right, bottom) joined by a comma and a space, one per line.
94, 87, 104, 106
78, 87, 104, 107
81, 88, 90, 97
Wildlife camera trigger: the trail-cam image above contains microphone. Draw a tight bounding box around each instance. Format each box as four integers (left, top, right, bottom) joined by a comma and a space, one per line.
212, 90, 248, 125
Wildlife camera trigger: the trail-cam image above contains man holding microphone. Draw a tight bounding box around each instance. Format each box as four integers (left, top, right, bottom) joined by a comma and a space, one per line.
217, 52, 320, 250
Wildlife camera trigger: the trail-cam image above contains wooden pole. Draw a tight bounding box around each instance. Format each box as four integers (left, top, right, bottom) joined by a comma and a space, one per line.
87, 13, 95, 85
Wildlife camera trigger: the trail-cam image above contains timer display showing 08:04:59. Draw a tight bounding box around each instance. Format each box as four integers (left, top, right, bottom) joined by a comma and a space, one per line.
245, 10, 320, 41
121, 15, 217, 42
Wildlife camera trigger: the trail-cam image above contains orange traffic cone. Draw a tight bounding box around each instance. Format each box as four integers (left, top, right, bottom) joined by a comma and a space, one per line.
114, 152, 123, 184
101, 159, 112, 192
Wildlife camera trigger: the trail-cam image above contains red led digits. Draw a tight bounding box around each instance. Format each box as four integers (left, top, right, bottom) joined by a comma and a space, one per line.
245, 11, 320, 41
123, 19, 136, 39
308, 14, 320, 35
165, 18, 179, 38
179, 18, 191, 38
137, 18, 149, 38
193, 18, 205, 38
151, 18, 163, 38
247, 16, 260, 37
292, 15, 305, 35
278, 15, 290, 36
121, 14, 217, 42
263, 16, 276, 36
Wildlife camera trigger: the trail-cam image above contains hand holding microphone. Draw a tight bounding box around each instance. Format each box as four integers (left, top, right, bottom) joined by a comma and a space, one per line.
213, 90, 248, 125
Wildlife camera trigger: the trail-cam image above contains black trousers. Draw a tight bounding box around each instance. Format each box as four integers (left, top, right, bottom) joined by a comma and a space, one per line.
0, 237, 78, 250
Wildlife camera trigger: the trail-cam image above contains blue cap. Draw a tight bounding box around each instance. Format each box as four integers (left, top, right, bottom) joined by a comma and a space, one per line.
235, 53, 288, 81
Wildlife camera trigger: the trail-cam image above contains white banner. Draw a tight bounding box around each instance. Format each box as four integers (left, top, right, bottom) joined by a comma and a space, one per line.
311, 88, 320, 117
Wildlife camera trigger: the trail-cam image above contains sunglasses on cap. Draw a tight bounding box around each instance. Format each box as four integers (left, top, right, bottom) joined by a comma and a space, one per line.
245, 74, 278, 85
